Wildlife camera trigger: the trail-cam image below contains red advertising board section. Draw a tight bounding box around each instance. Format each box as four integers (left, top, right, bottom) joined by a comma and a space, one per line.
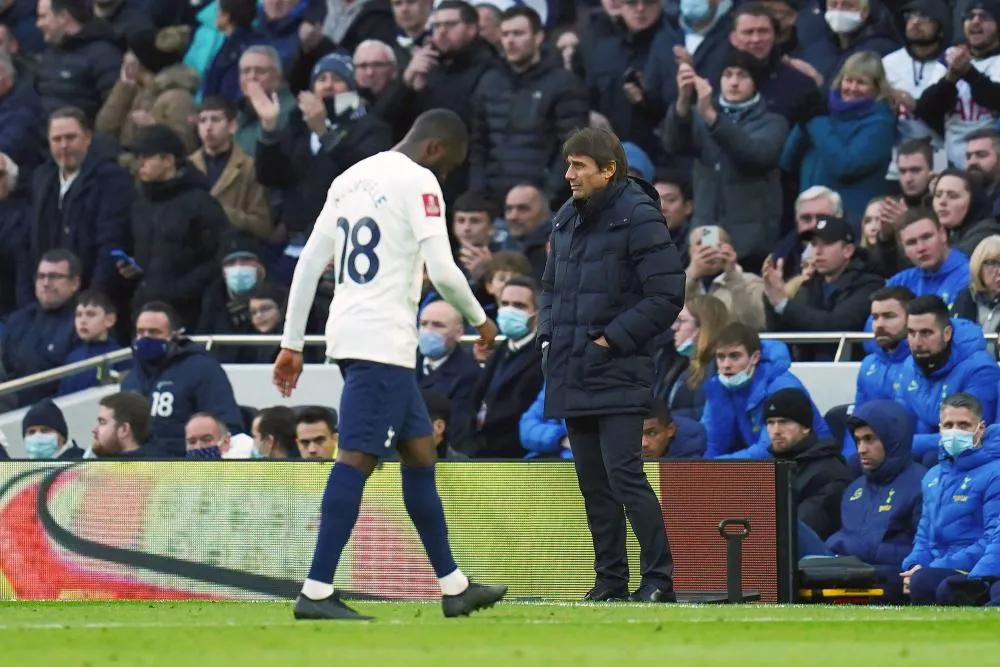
0, 462, 790, 602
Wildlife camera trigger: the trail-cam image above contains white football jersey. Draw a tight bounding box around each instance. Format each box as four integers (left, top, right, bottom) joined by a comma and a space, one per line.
312, 151, 448, 369
945, 53, 1000, 167
882, 48, 948, 178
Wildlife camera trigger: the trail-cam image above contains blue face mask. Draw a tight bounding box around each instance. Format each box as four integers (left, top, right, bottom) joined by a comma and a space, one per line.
25, 432, 60, 459
680, 0, 713, 22
225, 265, 258, 295
676, 337, 696, 358
718, 366, 754, 390
418, 330, 449, 360
134, 336, 169, 363
251, 445, 265, 459
940, 428, 978, 458
187, 446, 222, 460
497, 306, 532, 340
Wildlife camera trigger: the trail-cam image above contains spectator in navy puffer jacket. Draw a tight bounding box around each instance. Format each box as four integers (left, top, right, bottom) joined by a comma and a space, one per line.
0, 0, 44, 54
0, 53, 41, 176
903, 392, 1000, 604
121, 302, 245, 457
201, 0, 262, 102
825, 400, 925, 603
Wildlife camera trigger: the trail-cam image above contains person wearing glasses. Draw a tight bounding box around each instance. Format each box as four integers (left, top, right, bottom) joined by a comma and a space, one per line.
0, 248, 81, 407
955, 235, 1000, 358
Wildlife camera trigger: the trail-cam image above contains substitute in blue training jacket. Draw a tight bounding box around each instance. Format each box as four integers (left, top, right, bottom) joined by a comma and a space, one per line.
902, 393, 1000, 605
121, 301, 245, 457
885, 209, 970, 309
538, 127, 685, 603
701, 322, 831, 460
855, 286, 914, 405
897, 296, 1000, 464
826, 400, 925, 602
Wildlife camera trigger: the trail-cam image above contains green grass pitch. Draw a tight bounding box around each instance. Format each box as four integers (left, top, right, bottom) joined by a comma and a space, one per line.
1, 602, 998, 665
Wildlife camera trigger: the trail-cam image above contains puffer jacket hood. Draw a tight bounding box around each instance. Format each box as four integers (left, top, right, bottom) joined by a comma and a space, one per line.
850, 399, 916, 483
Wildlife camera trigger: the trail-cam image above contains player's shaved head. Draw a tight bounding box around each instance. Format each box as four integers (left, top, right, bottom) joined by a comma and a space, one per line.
396, 109, 469, 180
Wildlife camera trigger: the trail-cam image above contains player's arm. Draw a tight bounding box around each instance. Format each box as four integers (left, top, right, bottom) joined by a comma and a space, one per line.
280, 201, 340, 353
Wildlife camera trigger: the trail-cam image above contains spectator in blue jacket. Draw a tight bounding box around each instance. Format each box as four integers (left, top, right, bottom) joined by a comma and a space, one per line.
701, 321, 832, 459
825, 400, 925, 602
855, 286, 915, 405
642, 398, 707, 459
800, 0, 900, 88
902, 392, 1000, 604
57, 289, 125, 395
886, 209, 971, 308
898, 296, 1000, 463
120, 301, 245, 457
259, 0, 309, 73
519, 382, 571, 459
1, 249, 80, 407
780, 50, 896, 219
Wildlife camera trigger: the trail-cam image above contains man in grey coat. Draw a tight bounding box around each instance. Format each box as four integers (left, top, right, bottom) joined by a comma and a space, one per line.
539, 127, 686, 602
662, 48, 788, 272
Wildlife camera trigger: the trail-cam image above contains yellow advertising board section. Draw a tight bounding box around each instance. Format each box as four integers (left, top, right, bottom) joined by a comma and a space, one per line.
0, 461, 785, 602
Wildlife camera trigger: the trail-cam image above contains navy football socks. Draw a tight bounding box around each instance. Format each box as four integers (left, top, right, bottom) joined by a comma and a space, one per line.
401, 464, 459, 578
306, 463, 367, 584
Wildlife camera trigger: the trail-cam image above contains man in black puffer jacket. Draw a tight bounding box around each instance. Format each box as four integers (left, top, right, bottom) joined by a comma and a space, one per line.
123, 126, 230, 333
35, 0, 122, 121
539, 128, 685, 604
469, 6, 587, 207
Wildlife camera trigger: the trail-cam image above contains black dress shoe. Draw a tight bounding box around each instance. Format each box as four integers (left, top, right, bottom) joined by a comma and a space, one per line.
583, 584, 629, 601
293, 593, 373, 620
629, 583, 677, 603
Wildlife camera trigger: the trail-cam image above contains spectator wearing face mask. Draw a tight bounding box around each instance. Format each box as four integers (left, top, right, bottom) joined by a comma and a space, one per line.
931, 168, 1000, 257
417, 299, 482, 436
121, 301, 245, 457
184, 412, 232, 460
801, 0, 900, 89
197, 232, 268, 363
702, 322, 831, 459
902, 392, 1000, 604
463, 275, 543, 458
652, 294, 730, 421
250, 405, 301, 459
20, 398, 84, 459
897, 296, 1000, 464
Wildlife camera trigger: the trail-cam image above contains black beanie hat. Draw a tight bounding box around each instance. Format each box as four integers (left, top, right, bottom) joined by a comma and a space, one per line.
721, 47, 765, 90
22, 399, 68, 439
762, 388, 813, 429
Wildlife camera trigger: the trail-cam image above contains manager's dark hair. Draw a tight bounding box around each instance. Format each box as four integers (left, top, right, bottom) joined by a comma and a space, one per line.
562, 127, 628, 183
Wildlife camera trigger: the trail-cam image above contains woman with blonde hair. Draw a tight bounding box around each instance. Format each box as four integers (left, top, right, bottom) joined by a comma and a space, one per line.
652, 294, 731, 420
955, 235, 1000, 356
780, 50, 897, 219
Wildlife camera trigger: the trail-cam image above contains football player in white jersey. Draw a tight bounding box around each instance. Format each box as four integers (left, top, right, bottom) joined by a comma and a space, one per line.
273, 109, 507, 621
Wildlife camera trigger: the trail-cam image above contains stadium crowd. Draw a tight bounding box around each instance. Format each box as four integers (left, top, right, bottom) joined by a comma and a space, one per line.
1, 0, 1000, 605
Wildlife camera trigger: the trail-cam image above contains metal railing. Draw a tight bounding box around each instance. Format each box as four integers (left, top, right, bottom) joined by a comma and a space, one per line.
2, 331, 996, 400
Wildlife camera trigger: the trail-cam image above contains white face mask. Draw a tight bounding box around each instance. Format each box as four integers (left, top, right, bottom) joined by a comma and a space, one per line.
825, 10, 863, 34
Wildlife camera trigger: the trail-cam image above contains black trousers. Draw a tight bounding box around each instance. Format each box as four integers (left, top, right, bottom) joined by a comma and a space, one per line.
566, 413, 675, 589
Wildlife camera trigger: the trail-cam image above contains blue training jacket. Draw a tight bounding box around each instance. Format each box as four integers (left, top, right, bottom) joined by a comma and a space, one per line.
897, 318, 1000, 459
702, 340, 832, 459
855, 339, 910, 405
826, 400, 925, 575
885, 249, 970, 310
121, 339, 245, 457
903, 424, 1000, 577
519, 383, 571, 459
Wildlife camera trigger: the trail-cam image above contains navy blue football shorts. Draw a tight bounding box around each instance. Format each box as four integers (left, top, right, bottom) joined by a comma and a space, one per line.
336, 359, 433, 457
